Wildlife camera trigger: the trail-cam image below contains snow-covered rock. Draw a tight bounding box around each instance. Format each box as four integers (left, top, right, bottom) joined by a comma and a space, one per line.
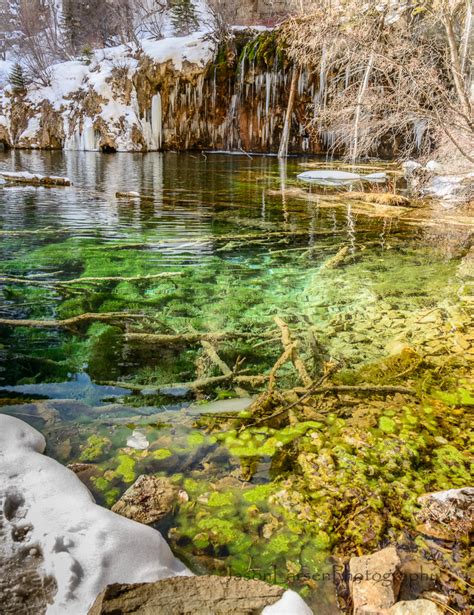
0, 414, 189, 614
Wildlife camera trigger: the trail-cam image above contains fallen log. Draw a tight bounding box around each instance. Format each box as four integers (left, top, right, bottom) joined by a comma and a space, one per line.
1, 171, 72, 186
99, 373, 268, 394
0, 312, 145, 330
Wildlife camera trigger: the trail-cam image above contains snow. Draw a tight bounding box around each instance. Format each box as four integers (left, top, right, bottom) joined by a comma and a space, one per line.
0, 60, 14, 87
263, 590, 313, 615
127, 429, 150, 450
0, 414, 190, 614
28, 61, 90, 109
141, 31, 215, 70
0, 415, 313, 614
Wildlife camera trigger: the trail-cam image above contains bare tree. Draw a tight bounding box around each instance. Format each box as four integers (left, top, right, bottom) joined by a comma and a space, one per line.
281, 0, 473, 162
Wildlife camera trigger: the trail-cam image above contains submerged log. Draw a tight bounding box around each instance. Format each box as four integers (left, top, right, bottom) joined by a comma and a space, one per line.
346, 191, 411, 206
115, 191, 155, 201
1, 171, 72, 186
272, 317, 312, 387
125, 331, 273, 345
322, 245, 350, 269
0, 312, 145, 330
0, 272, 182, 287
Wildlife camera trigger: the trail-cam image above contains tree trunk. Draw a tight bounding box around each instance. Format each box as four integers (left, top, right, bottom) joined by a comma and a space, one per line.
278, 66, 299, 158
443, 11, 473, 130
460, 0, 473, 74
351, 52, 375, 162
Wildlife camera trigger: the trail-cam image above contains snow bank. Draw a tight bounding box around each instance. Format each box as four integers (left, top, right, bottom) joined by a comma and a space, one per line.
0, 415, 190, 614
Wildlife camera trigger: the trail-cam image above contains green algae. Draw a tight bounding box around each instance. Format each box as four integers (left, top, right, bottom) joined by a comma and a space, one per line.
79, 434, 111, 461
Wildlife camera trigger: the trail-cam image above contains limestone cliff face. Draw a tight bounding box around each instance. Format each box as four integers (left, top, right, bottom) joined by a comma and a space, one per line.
0, 31, 323, 155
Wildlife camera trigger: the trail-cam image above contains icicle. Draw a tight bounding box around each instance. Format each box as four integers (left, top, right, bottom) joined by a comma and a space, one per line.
151, 93, 162, 150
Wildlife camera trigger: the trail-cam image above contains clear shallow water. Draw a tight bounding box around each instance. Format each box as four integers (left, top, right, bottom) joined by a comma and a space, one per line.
0, 151, 470, 612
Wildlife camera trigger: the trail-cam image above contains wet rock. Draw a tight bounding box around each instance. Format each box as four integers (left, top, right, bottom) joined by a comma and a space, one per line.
67, 463, 101, 489
349, 546, 402, 614
88, 576, 286, 615
111, 475, 179, 525
388, 599, 443, 614
416, 487, 474, 540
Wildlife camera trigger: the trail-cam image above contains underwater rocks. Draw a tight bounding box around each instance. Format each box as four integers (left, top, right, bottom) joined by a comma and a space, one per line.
0, 415, 189, 614
88, 576, 312, 615
416, 487, 474, 541
111, 475, 182, 525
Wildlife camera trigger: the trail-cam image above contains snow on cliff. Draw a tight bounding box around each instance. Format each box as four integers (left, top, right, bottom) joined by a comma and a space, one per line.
0, 32, 215, 152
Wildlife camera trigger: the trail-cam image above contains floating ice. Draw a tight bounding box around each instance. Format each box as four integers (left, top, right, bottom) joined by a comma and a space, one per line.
297, 170, 387, 186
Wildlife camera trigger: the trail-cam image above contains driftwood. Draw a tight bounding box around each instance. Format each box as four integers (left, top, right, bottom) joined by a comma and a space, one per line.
1, 172, 71, 186
0, 312, 145, 330
0, 272, 182, 287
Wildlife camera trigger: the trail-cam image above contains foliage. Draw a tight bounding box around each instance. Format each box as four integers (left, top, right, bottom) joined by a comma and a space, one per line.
170, 0, 199, 37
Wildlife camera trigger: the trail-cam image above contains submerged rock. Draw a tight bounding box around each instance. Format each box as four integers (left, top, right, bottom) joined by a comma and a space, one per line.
111, 475, 179, 525
416, 487, 474, 540
88, 576, 312, 615
349, 546, 402, 614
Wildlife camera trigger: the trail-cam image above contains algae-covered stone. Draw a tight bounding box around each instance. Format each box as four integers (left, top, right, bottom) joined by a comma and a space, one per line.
112, 475, 180, 524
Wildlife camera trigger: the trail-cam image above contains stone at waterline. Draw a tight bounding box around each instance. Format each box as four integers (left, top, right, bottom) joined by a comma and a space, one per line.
349, 546, 402, 615
388, 599, 443, 615
88, 576, 313, 615
111, 475, 181, 525
416, 487, 474, 540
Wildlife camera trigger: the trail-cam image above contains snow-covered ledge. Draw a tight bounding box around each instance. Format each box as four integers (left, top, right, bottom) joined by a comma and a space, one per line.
0, 415, 312, 614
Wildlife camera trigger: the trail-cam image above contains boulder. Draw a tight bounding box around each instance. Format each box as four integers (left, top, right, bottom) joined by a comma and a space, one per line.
388, 599, 443, 614
111, 475, 179, 524
349, 546, 402, 614
88, 576, 286, 614
416, 487, 473, 540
